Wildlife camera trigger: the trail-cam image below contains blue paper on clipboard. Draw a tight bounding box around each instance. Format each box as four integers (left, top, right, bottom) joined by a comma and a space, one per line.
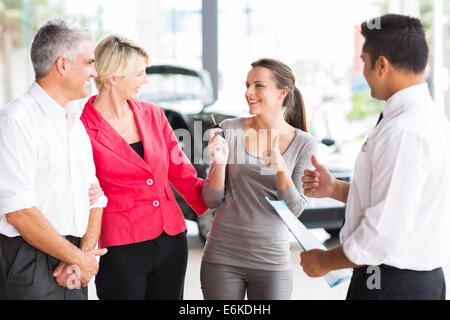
265, 197, 352, 288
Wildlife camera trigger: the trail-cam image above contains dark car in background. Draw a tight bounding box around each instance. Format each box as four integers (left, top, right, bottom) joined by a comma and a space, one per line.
140, 64, 352, 242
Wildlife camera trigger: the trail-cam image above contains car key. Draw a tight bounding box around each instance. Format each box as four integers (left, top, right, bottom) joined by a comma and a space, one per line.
210, 114, 225, 138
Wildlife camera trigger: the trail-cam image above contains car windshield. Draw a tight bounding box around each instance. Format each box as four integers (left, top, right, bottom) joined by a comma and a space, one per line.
140, 72, 204, 102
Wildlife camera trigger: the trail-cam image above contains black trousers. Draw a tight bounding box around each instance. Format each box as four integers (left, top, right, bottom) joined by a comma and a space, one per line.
95, 231, 188, 300
0, 234, 87, 300
346, 264, 446, 300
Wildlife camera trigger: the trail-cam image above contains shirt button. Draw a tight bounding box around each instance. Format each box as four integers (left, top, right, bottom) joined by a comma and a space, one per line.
147, 179, 154, 186
153, 200, 160, 208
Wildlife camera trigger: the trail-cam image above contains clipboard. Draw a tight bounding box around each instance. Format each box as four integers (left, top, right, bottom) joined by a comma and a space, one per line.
265, 197, 352, 288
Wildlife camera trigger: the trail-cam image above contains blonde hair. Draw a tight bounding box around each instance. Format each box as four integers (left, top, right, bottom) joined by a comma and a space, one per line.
94, 34, 150, 90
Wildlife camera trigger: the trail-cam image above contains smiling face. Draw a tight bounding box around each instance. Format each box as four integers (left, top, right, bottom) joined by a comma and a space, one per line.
361, 51, 379, 98
245, 66, 287, 116
65, 40, 97, 100
360, 50, 393, 101
114, 55, 149, 101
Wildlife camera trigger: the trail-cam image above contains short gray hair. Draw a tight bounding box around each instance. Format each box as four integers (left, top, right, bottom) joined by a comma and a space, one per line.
30, 16, 93, 79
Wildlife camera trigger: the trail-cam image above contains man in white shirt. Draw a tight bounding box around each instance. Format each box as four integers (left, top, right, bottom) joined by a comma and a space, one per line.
300, 14, 450, 299
0, 17, 108, 299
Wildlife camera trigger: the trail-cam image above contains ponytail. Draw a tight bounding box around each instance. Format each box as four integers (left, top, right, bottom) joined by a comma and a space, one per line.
284, 86, 308, 132
251, 58, 308, 132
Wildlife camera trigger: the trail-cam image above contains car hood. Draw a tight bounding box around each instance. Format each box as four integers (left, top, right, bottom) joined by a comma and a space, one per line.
316, 144, 353, 176
149, 99, 205, 114
202, 100, 249, 118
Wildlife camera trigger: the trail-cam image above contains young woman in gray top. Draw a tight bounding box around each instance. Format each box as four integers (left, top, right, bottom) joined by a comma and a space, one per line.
201, 58, 317, 300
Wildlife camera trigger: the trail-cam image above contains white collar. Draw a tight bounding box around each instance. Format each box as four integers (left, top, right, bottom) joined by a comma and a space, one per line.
28, 81, 82, 127
29, 81, 66, 119
382, 83, 430, 121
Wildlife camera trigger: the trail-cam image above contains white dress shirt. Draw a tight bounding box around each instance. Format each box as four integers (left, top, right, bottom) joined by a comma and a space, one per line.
0, 82, 107, 238
341, 83, 450, 271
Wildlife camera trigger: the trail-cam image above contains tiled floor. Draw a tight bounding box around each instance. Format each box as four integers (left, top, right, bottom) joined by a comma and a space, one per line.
182, 227, 350, 300
88, 222, 450, 300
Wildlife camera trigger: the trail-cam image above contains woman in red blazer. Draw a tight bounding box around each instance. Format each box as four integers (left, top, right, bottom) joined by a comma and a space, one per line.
80, 34, 208, 300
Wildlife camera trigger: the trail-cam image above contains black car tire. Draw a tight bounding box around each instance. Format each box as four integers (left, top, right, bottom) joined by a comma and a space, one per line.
325, 228, 341, 239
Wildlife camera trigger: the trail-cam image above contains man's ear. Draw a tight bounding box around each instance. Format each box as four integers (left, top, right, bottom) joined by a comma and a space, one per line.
377, 56, 391, 77
55, 56, 70, 76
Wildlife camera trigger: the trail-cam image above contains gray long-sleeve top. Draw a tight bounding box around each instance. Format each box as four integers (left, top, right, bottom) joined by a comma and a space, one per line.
202, 117, 317, 271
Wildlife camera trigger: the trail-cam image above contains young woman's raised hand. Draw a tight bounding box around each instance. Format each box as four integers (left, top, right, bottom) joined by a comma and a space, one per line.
208, 129, 229, 165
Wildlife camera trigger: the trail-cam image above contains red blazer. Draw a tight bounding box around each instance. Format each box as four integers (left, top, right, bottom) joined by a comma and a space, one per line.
81, 96, 208, 248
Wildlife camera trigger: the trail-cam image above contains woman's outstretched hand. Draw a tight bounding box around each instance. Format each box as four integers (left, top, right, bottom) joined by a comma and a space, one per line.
208, 129, 229, 165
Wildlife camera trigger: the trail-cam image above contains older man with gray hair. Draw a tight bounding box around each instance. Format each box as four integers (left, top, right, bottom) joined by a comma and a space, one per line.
0, 16, 108, 300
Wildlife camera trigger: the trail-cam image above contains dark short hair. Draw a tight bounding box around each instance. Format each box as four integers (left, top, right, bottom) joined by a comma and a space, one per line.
361, 14, 428, 74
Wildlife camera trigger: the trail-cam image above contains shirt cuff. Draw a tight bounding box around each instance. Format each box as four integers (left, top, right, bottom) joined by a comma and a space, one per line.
0, 190, 37, 215
202, 181, 225, 209
89, 194, 108, 210
277, 184, 306, 217
278, 184, 298, 202
342, 234, 384, 266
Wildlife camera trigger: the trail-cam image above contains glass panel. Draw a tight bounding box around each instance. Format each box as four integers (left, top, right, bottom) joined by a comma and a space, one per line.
140, 73, 203, 100
444, 0, 450, 120
217, 0, 388, 161
0, 0, 202, 104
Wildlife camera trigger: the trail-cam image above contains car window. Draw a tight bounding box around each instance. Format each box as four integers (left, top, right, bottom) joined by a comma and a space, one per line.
140, 73, 204, 101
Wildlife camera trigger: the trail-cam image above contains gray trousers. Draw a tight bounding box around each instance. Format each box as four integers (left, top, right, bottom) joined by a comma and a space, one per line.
200, 261, 293, 300
0, 234, 87, 300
